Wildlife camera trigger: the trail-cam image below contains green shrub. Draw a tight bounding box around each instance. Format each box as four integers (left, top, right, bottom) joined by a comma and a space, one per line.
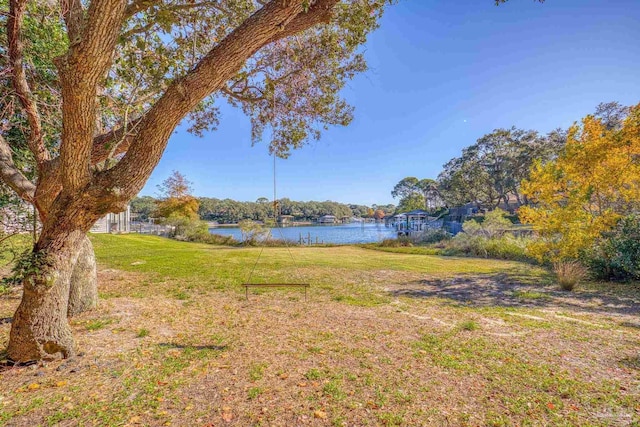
459, 320, 479, 331
177, 220, 238, 245
379, 237, 413, 247
378, 230, 449, 248
238, 219, 272, 245
204, 233, 238, 246
462, 209, 513, 238
1, 249, 55, 288
442, 234, 531, 262
260, 238, 299, 247
181, 220, 211, 241
585, 215, 640, 281
413, 228, 451, 244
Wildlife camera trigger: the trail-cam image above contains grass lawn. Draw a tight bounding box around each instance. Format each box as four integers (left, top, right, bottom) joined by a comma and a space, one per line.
1, 234, 639, 426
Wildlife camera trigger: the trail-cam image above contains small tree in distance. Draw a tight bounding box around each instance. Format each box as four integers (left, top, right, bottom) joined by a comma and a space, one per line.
239, 219, 270, 244
462, 208, 512, 239
391, 177, 442, 212
154, 171, 200, 236
155, 171, 199, 221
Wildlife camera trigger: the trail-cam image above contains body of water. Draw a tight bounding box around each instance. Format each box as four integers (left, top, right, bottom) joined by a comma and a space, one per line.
209, 222, 397, 244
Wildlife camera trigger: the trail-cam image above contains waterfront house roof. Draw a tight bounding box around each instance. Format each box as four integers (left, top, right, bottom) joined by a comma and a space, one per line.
405, 209, 430, 216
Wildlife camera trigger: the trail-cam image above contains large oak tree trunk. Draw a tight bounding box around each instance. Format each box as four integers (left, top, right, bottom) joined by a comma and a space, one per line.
7, 228, 87, 362
68, 235, 97, 317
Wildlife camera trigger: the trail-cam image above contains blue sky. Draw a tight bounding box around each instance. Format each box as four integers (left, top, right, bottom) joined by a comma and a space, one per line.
140, 0, 640, 206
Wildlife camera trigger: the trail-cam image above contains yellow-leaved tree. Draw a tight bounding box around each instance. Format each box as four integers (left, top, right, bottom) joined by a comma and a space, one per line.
520, 103, 640, 262
155, 171, 200, 223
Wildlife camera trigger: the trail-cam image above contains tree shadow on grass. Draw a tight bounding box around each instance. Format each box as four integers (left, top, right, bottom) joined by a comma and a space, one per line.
0, 356, 11, 373
0, 289, 22, 300
157, 342, 228, 352
388, 271, 640, 317
619, 355, 640, 370
0, 350, 39, 372
619, 321, 640, 329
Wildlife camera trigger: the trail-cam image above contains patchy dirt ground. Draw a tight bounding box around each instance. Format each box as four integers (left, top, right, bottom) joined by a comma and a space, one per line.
1, 256, 639, 426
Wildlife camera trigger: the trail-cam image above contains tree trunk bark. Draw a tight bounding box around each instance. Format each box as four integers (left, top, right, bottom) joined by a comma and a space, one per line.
7, 229, 86, 363
67, 235, 97, 317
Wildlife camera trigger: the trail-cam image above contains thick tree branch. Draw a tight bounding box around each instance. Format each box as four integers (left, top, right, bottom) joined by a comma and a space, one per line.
0, 134, 36, 203
90, 117, 142, 165
120, 20, 156, 39
222, 86, 265, 103
60, 0, 85, 43
124, 0, 160, 19
58, 0, 127, 193
64, 0, 128, 77
125, 0, 233, 20
99, 0, 339, 202
265, 0, 336, 44
7, 0, 51, 167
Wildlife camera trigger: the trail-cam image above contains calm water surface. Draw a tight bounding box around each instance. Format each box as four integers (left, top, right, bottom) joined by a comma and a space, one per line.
209, 222, 397, 244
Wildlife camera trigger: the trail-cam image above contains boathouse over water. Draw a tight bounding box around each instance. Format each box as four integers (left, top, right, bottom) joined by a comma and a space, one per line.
388, 209, 440, 234
317, 215, 337, 224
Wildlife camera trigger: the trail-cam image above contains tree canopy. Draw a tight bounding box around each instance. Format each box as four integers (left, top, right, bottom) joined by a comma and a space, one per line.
391, 177, 443, 212
437, 127, 564, 209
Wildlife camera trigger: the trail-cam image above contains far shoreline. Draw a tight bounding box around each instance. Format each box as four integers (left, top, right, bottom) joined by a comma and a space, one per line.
207, 221, 381, 228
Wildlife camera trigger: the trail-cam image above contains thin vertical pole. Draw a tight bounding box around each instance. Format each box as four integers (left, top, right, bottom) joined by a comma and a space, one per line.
32, 203, 37, 243
273, 153, 277, 221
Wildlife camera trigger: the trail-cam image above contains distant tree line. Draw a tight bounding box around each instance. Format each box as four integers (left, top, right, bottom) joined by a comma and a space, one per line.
131, 194, 395, 224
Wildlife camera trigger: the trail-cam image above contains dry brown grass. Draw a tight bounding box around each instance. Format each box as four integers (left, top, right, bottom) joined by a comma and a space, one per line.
554, 261, 588, 291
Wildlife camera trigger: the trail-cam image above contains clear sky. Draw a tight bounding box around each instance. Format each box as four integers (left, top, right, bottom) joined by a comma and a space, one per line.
139, 0, 640, 206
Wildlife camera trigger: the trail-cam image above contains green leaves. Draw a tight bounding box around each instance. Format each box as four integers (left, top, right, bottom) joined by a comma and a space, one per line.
220, 1, 390, 157
3, 249, 55, 288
